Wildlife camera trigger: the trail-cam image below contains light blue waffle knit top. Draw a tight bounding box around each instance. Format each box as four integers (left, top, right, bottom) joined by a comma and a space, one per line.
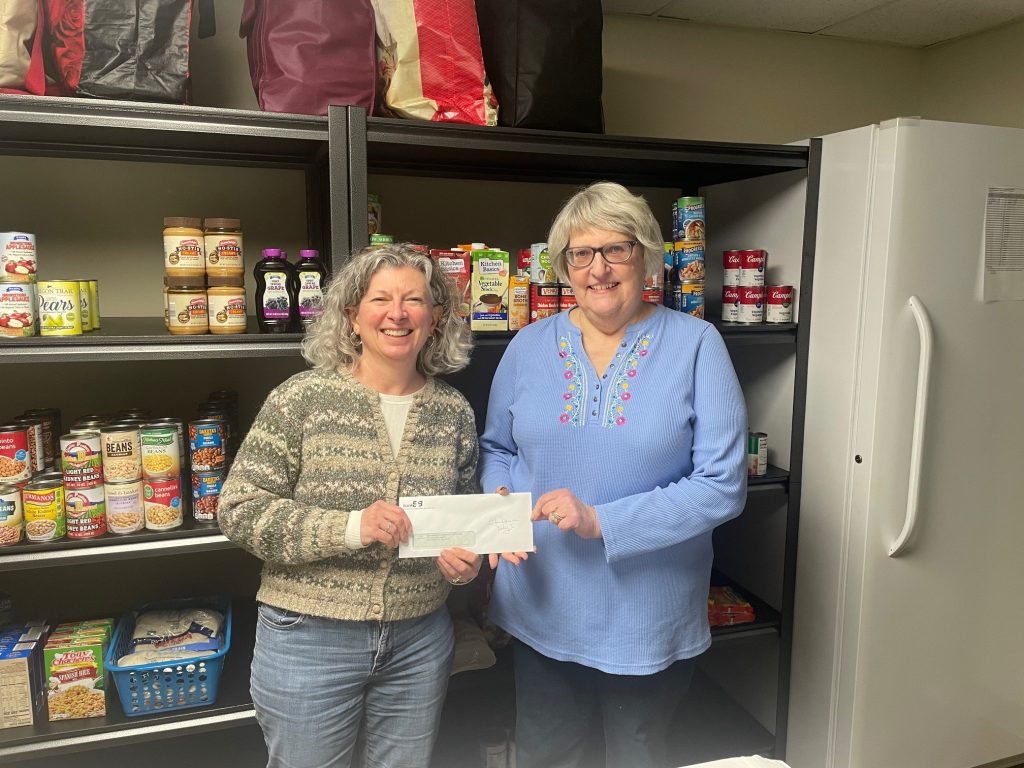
481, 305, 748, 675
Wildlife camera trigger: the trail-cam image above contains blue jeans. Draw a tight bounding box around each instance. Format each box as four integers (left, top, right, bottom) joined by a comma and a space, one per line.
251, 603, 454, 768
512, 640, 695, 768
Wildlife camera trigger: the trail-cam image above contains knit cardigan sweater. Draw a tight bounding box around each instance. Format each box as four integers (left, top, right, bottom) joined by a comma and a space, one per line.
219, 367, 480, 622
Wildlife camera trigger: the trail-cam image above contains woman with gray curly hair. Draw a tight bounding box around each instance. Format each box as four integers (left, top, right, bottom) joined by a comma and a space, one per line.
220, 242, 482, 768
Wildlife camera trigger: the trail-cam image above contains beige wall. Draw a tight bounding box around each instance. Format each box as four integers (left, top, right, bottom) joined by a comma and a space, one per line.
602, 15, 924, 143
920, 19, 1024, 129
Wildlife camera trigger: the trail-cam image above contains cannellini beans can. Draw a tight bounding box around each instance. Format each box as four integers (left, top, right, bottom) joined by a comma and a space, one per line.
143, 478, 182, 530
737, 286, 766, 324
64, 485, 107, 539
23, 478, 65, 542
722, 286, 740, 323
105, 481, 144, 534
765, 285, 795, 323
0, 483, 23, 546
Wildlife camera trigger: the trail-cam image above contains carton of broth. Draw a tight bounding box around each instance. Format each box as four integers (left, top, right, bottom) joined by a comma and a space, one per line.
430, 249, 471, 320
471, 249, 510, 331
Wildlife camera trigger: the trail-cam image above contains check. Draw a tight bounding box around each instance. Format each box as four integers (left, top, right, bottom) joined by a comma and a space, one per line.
397, 492, 533, 558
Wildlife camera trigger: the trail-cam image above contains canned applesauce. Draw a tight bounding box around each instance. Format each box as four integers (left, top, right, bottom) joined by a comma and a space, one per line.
0, 483, 23, 546
23, 477, 65, 542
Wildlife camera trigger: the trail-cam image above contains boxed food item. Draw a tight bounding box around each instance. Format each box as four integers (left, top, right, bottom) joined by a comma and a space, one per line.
430, 249, 471, 320
470, 248, 510, 331
44, 636, 107, 720
0, 642, 44, 729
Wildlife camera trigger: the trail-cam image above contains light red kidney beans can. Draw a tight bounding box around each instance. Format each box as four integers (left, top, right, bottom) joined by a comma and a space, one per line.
722, 286, 741, 322
737, 286, 766, 323
723, 250, 742, 286
60, 431, 103, 489
0, 424, 32, 484
64, 485, 107, 539
738, 249, 767, 286
765, 285, 795, 323
558, 284, 576, 312
530, 283, 559, 323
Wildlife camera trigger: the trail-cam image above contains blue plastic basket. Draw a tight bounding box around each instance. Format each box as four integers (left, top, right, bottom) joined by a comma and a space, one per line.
104, 596, 232, 717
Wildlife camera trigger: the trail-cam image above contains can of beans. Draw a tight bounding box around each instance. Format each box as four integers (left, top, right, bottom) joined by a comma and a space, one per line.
0, 424, 31, 485
60, 432, 102, 490
723, 250, 742, 287
737, 286, 766, 324
143, 478, 183, 531
722, 286, 740, 323
678, 281, 705, 319
100, 424, 142, 483
748, 432, 768, 477
738, 250, 767, 286
9, 417, 44, 474
558, 284, 576, 312
529, 283, 559, 324
22, 408, 61, 469
140, 424, 181, 480
765, 285, 795, 324
191, 470, 224, 523
64, 485, 107, 539
189, 418, 226, 472
0, 483, 23, 547
104, 480, 144, 534
23, 477, 65, 542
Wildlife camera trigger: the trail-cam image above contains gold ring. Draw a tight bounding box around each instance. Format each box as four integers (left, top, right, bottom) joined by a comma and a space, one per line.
550, 512, 563, 524
386, 522, 393, 533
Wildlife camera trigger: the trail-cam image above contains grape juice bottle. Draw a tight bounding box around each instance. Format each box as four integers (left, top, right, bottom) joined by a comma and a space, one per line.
294, 249, 328, 329
253, 248, 295, 333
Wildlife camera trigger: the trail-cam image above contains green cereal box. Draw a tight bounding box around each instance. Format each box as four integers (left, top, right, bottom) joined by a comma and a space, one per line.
43, 639, 106, 720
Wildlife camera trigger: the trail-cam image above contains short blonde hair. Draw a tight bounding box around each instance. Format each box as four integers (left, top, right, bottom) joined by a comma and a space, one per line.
302, 243, 472, 375
548, 181, 663, 284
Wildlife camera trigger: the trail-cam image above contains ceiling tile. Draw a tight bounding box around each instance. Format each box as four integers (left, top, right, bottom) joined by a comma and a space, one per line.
820, 0, 1024, 46
601, 0, 673, 15
654, 0, 889, 34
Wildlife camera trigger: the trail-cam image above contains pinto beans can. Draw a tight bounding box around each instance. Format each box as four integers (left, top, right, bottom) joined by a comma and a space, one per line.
192, 471, 224, 523
737, 286, 766, 324
64, 485, 107, 539
0, 424, 31, 484
765, 285, 795, 323
189, 418, 226, 472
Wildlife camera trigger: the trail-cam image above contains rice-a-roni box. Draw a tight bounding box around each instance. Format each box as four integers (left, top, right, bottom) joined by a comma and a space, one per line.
44, 637, 107, 720
470, 248, 509, 331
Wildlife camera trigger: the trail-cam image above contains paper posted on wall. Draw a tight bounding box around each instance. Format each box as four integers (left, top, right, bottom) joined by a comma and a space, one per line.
981, 187, 1024, 302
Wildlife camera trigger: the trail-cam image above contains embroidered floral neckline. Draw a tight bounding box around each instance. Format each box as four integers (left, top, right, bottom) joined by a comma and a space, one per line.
557, 331, 653, 428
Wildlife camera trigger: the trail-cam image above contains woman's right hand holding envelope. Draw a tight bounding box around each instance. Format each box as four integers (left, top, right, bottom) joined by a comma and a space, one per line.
488, 485, 532, 569
360, 500, 412, 548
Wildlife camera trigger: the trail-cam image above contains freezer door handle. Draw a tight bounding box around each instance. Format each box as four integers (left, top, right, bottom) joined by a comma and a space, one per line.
889, 296, 934, 557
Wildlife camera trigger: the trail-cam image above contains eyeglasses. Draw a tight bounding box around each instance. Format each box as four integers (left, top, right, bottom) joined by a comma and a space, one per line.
563, 240, 637, 268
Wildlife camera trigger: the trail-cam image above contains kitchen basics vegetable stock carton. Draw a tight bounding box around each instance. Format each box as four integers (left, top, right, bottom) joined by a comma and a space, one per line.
470, 248, 509, 331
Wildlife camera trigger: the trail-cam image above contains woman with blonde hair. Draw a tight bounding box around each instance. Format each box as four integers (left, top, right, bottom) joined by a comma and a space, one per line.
221, 242, 483, 768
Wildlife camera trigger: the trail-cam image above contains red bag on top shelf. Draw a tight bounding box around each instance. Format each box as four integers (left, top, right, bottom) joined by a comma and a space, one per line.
371, 0, 497, 126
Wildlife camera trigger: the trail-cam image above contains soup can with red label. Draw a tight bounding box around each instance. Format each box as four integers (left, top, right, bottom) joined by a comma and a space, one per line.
722, 286, 740, 323
737, 286, 766, 324
723, 250, 742, 287
530, 283, 559, 324
559, 284, 576, 312
738, 250, 767, 286
765, 285, 795, 323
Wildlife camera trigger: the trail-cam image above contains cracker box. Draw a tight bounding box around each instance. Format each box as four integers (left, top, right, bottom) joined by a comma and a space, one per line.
43, 638, 107, 720
470, 249, 510, 331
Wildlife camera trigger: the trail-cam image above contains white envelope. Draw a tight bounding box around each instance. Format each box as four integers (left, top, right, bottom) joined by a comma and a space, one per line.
397, 492, 534, 558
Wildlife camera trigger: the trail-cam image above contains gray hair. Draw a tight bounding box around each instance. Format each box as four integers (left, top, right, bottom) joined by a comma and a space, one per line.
548, 181, 664, 284
302, 243, 472, 376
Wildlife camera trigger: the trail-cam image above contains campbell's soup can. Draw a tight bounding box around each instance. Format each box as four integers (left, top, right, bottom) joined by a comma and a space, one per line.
673, 241, 706, 282
558, 284, 576, 312
0, 483, 23, 547
0, 424, 32, 484
738, 250, 767, 286
737, 286, 766, 324
64, 485, 107, 539
723, 250, 742, 287
60, 432, 102, 489
530, 283, 559, 323
143, 478, 183, 531
722, 286, 741, 323
23, 477, 65, 542
678, 281, 705, 319
765, 285, 795, 324
105, 480, 144, 534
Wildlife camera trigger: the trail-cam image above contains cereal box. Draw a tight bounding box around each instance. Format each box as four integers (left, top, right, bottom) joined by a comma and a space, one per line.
470, 249, 510, 332
44, 638, 106, 720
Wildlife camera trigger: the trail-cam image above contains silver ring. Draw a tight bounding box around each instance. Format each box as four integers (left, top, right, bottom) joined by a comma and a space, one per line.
550, 512, 563, 525
386, 522, 393, 533
451, 575, 462, 585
